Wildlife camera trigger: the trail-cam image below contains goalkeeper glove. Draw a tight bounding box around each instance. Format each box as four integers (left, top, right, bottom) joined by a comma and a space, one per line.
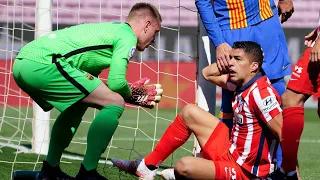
126, 77, 163, 109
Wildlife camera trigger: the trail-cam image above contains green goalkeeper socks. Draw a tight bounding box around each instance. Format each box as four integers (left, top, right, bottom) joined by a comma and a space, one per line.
83, 105, 124, 170
46, 103, 88, 167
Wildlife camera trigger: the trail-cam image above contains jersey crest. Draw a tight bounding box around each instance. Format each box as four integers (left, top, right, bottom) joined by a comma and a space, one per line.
128, 46, 136, 59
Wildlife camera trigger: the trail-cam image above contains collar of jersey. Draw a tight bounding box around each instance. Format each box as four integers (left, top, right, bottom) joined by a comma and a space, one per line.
235, 72, 263, 94
125, 22, 132, 29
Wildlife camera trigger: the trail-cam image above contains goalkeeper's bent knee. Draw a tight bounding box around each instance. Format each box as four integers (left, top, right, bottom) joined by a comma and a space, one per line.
109, 92, 125, 107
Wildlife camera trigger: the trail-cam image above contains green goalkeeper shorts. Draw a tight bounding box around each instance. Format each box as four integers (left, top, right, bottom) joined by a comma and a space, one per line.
13, 58, 102, 112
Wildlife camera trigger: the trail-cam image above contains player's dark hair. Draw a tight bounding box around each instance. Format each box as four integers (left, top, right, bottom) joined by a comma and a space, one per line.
128, 2, 162, 23
232, 41, 264, 73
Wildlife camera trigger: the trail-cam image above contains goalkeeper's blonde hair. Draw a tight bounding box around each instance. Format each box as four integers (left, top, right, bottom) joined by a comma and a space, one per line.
127, 2, 162, 23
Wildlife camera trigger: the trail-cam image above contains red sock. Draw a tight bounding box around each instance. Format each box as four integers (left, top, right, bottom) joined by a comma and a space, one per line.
281, 107, 304, 173
145, 114, 191, 166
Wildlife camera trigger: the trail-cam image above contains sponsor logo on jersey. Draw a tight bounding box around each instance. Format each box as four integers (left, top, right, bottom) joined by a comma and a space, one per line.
86, 73, 94, 80
294, 65, 303, 74
238, 99, 245, 112
234, 112, 244, 125
224, 167, 237, 180
128, 46, 136, 59
282, 64, 289, 70
291, 65, 303, 79
262, 96, 277, 113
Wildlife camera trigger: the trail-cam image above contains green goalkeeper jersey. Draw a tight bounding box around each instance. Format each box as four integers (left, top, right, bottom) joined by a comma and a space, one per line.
16, 22, 137, 99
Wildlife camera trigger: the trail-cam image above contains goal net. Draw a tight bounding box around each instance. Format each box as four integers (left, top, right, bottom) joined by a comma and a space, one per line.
0, 0, 198, 179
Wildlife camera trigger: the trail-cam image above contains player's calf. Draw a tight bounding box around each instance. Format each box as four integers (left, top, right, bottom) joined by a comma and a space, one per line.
281, 89, 305, 108
281, 89, 305, 176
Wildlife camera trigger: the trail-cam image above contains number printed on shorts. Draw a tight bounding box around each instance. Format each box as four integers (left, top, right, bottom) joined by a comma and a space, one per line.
224, 167, 237, 180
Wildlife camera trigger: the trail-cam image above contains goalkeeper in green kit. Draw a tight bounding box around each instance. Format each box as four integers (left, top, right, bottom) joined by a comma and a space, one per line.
13, 2, 162, 180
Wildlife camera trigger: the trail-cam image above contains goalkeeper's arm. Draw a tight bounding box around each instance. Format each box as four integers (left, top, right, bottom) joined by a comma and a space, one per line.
107, 61, 131, 99
107, 25, 137, 99
107, 29, 163, 108
107, 60, 163, 109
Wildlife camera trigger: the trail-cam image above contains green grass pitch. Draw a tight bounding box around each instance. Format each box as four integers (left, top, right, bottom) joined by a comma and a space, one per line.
0, 107, 319, 179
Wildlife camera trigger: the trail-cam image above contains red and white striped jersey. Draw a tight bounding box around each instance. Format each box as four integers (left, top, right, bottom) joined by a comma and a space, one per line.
227, 74, 282, 178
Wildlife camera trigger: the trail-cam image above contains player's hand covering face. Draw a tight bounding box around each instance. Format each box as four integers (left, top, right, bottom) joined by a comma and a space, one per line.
216, 42, 232, 73
137, 19, 160, 51
277, 0, 294, 24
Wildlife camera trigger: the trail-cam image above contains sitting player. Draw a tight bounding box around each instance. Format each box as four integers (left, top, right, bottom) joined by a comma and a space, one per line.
13, 2, 163, 180
112, 41, 285, 180
279, 25, 320, 179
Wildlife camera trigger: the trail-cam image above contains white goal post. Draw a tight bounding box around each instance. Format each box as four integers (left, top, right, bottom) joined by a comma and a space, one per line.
31, 0, 52, 155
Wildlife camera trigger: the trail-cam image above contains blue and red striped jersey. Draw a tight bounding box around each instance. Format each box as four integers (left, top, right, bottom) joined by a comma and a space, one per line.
215, 0, 276, 30
196, 0, 277, 47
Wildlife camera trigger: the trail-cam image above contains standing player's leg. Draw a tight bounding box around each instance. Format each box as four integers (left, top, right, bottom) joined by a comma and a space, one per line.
219, 89, 234, 128
254, 15, 292, 168
280, 48, 320, 178
39, 102, 88, 179
46, 102, 88, 167
76, 83, 125, 178
280, 89, 305, 177
13, 59, 125, 179
13, 59, 92, 179
270, 78, 286, 96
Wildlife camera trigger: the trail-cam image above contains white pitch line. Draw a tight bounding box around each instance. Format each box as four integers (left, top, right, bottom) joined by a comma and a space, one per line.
300, 139, 320, 143
0, 142, 165, 175
2, 137, 320, 143
0, 142, 112, 165
0, 142, 32, 153
0, 137, 193, 142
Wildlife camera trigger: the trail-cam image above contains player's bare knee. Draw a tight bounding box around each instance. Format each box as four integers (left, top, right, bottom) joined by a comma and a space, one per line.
174, 157, 194, 177
180, 104, 197, 122
281, 91, 291, 108
108, 92, 125, 107
281, 90, 305, 108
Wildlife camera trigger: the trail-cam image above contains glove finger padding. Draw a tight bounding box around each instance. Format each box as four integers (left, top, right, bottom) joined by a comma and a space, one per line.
146, 95, 162, 102
145, 84, 163, 96
131, 77, 150, 87
126, 79, 163, 108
